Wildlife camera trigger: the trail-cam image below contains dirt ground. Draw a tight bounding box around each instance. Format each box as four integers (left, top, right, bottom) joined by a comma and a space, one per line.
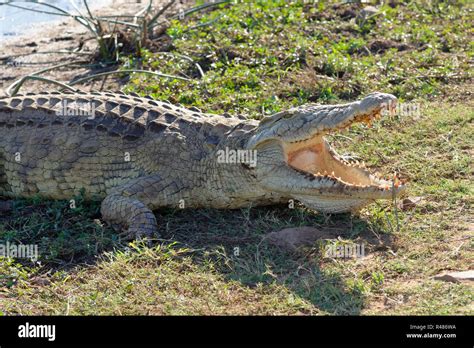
0, 0, 190, 96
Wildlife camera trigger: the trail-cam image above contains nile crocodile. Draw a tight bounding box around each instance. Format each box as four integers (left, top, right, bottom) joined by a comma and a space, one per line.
0, 91, 405, 239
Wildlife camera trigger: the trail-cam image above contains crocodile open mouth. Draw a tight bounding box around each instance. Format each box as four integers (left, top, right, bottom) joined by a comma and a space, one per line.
283, 110, 403, 191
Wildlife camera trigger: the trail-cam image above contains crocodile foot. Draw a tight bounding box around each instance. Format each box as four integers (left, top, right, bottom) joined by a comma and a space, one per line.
101, 194, 159, 243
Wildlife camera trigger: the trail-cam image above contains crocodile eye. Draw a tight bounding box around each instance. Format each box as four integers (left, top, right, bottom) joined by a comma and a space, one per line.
259, 111, 289, 126
259, 116, 274, 126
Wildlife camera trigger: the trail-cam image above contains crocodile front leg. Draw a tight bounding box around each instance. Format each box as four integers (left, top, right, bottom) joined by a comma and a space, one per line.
101, 194, 158, 241
100, 174, 166, 241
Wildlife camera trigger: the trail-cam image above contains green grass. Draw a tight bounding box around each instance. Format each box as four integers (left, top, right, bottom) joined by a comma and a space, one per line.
123, 0, 472, 114
1, 0, 473, 315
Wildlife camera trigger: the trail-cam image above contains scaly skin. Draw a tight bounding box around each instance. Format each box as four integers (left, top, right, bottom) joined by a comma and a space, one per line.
0, 91, 405, 239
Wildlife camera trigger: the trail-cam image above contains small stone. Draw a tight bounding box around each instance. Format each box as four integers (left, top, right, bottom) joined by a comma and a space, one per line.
0, 201, 13, 213
434, 270, 474, 283
398, 196, 424, 211
356, 6, 380, 25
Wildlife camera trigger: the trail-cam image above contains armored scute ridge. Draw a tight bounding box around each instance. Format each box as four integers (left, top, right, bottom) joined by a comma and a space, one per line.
0, 91, 405, 239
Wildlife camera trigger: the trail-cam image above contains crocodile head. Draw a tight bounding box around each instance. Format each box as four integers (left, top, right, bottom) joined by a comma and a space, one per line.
247, 92, 405, 213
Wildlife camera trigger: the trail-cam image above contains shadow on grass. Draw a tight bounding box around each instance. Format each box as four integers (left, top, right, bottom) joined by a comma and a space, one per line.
155, 205, 395, 315
0, 198, 394, 315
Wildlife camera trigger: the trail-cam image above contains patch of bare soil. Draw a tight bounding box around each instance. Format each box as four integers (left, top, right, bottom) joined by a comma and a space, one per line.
0, 0, 191, 96
264, 226, 346, 251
